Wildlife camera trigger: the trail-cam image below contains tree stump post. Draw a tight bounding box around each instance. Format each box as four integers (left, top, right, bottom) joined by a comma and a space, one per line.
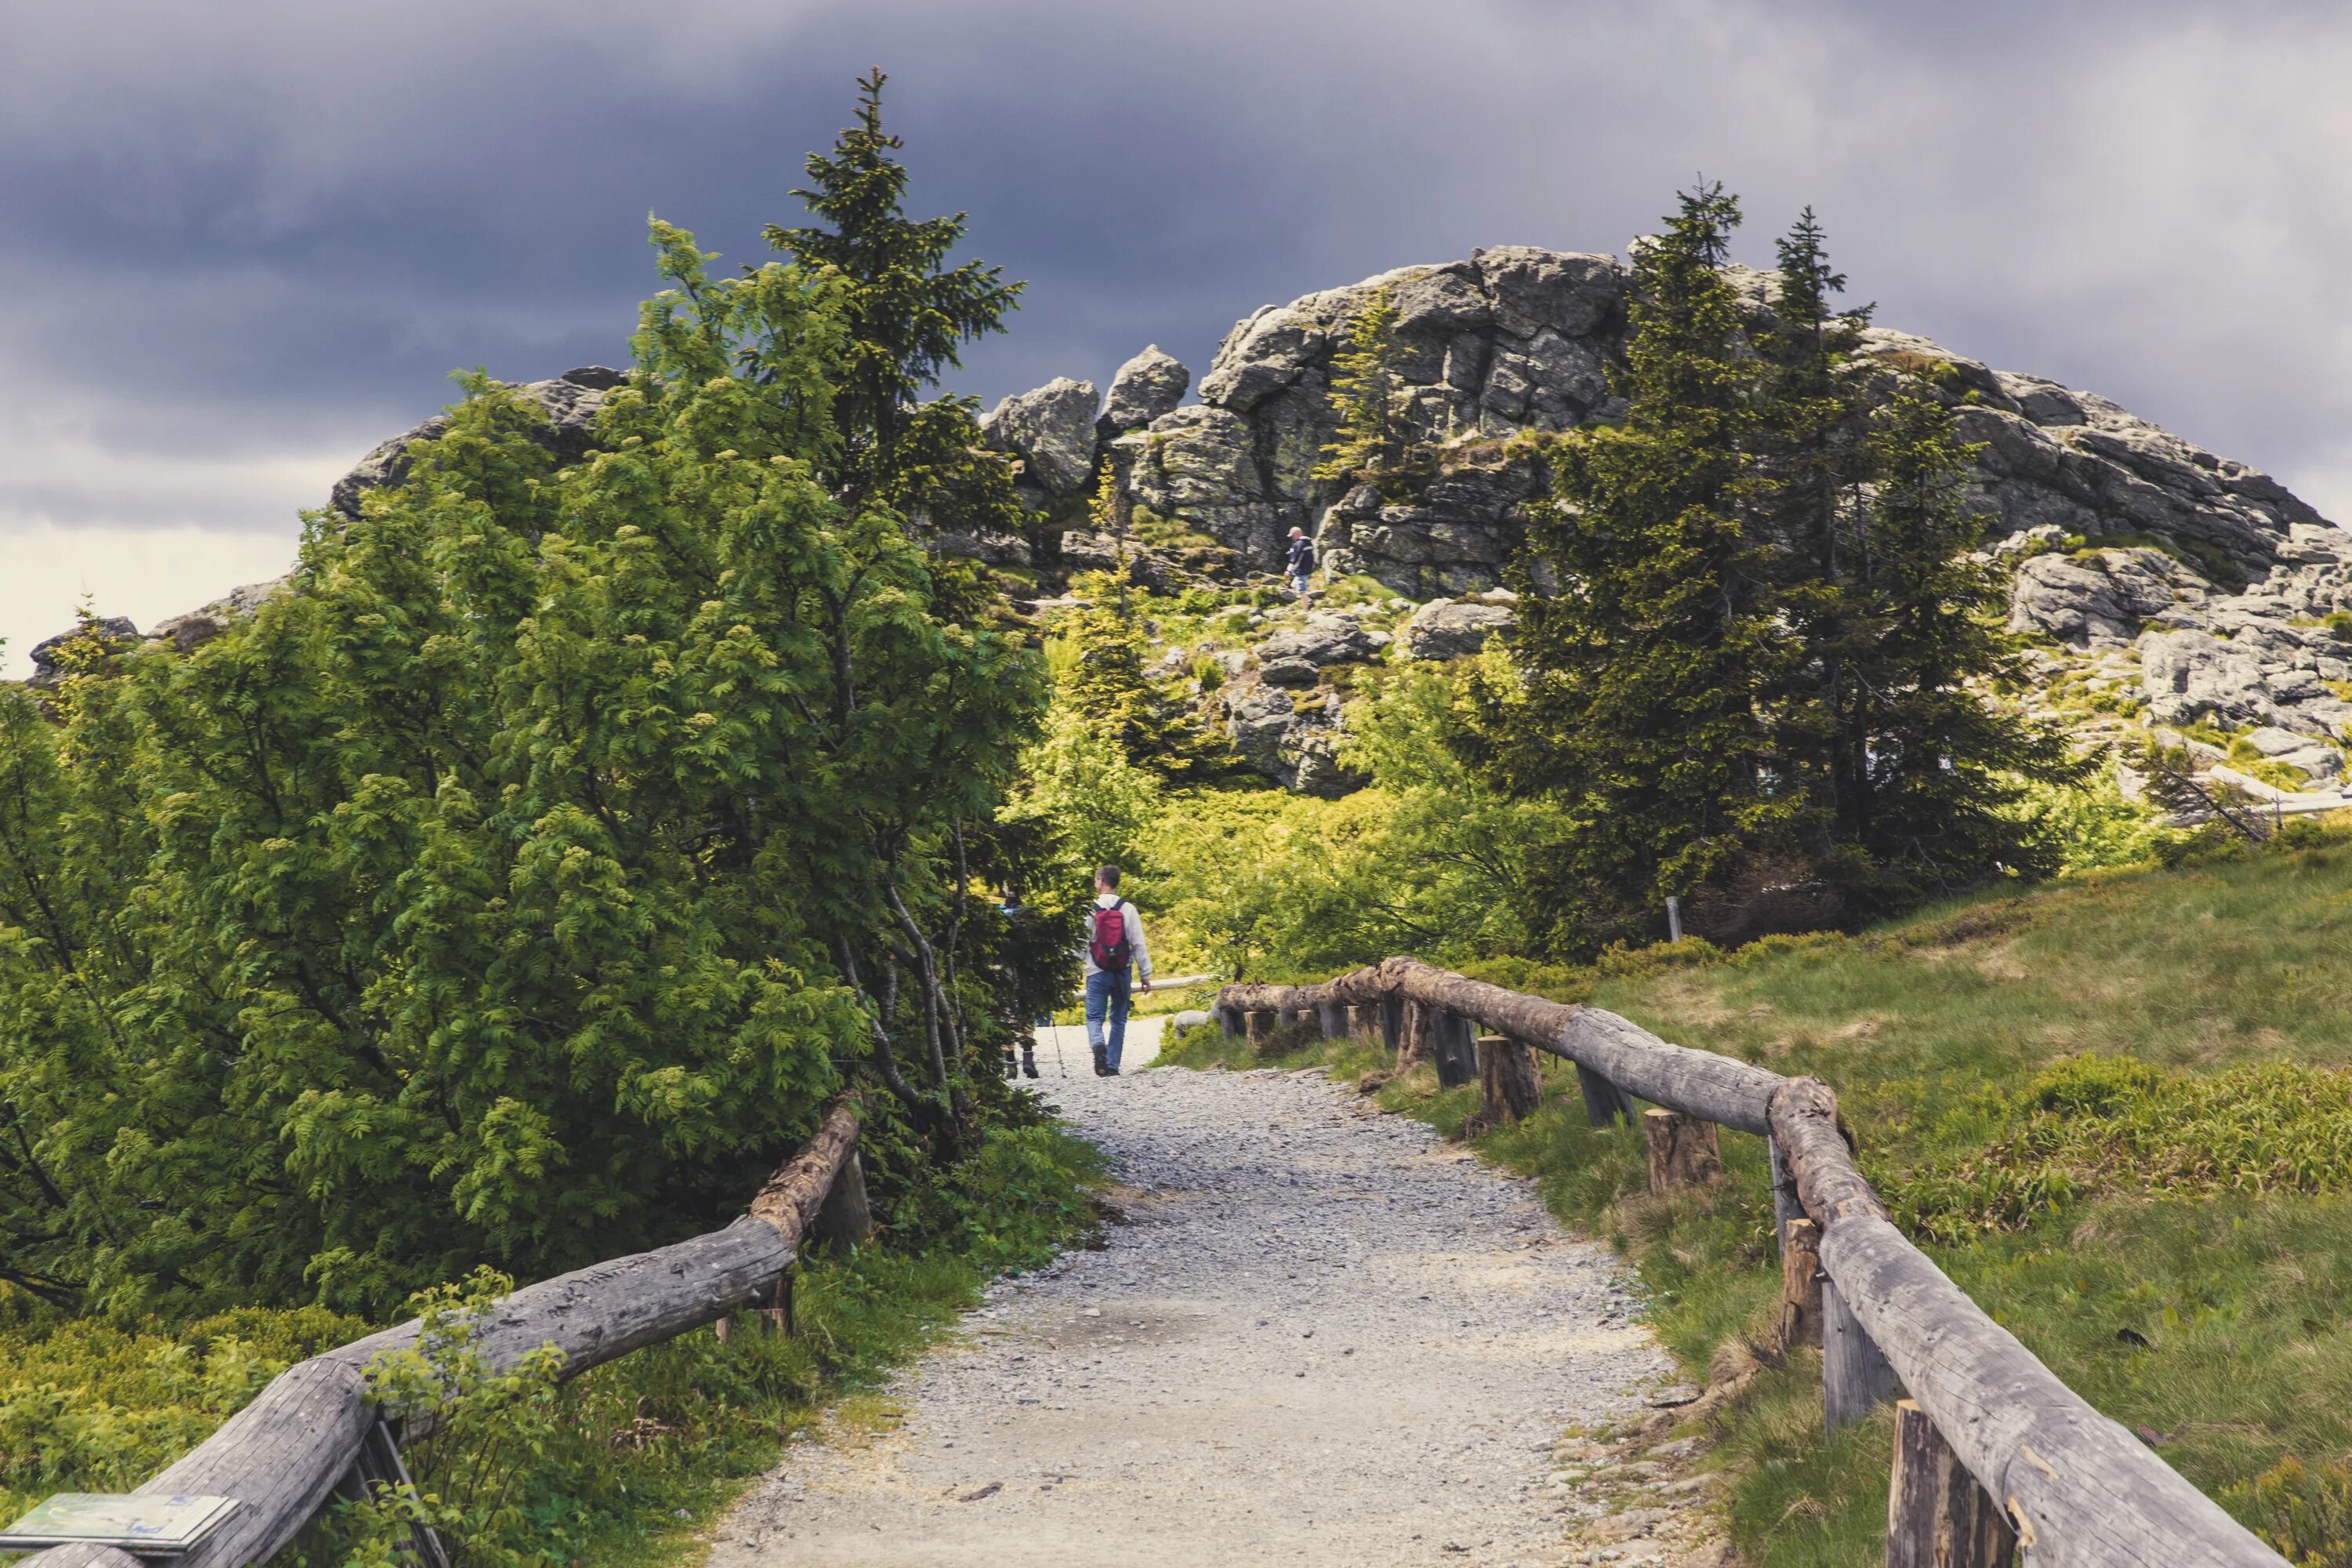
1575, 1062, 1636, 1127
1887, 1399, 2017, 1567
1216, 1004, 1241, 1040
1396, 1000, 1430, 1069
1768, 1133, 1805, 1251
1345, 1004, 1374, 1039
1245, 1009, 1276, 1046
1642, 1108, 1724, 1195
1431, 1008, 1477, 1089
1317, 1002, 1345, 1039
1824, 1276, 1904, 1430
1475, 1033, 1544, 1124
810, 1149, 873, 1250
1779, 1218, 1824, 1352
1380, 994, 1403, 1059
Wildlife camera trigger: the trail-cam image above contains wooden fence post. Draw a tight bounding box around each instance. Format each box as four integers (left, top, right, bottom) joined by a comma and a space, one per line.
1887, 1399, 2016, 1567
1380, 995, 1403, 1059
1642, 1108, 1724, 1195
1768, 1133, 1805, 1252
1779, 1218, 1823, 1352
810, 1149, 873, 1250
1475, 1033, 1543, 1124
1574, 1062, 1636, 1127
1217, 1004, 1240, 1040
1824, 1276, 1903, 1430
1430, 1008, 1477, 1089
1317, 1002, 1344, 1039
1245, 1009, 1276, 1046
1396, 1000, 1430, 1069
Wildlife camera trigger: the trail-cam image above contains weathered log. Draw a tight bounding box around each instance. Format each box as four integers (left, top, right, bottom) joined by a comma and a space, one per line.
21, 1104, 866, 1568
1430, 1007, 1477, 1089
1779, 1217, 1824, 1352
1818, 1214, 2281, 1564
1642, 1108, 1724, 1196
1475, 1033, 1544, 1124
1889, 1399, 2017, 1568
1573, 1062, 1635, 1127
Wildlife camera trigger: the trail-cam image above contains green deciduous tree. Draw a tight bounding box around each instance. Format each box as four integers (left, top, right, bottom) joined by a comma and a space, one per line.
0, 83, 1056, 1318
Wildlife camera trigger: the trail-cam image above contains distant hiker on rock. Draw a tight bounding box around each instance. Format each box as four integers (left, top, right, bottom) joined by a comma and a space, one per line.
1286, 526, 1316, 601
1082, 864, 1152, 1076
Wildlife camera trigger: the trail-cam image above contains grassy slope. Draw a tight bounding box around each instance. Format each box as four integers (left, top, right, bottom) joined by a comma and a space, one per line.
1160, 847, 2352, 1566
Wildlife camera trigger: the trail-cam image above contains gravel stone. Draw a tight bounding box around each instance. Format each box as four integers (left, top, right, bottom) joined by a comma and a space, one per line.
714, 1068, 1678, 1566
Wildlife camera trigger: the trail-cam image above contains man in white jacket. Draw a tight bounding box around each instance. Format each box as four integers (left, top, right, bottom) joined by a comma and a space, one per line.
1081, 864, 1152, 1077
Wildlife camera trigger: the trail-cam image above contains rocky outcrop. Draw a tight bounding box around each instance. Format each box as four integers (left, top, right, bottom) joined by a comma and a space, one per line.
331, 366, 620, 518
2006, 547, 2206, 646
1256, 613, 1390, 668
981, 377, 1099, 497
1100, 345, 1189, 436
1401, 597, 1515, 660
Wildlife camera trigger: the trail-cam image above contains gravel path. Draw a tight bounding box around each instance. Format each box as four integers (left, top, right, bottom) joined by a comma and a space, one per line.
711, 1065, 1715, 1566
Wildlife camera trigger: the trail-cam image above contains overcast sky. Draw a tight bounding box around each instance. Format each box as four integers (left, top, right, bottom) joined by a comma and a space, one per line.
5, 0, 2350, 675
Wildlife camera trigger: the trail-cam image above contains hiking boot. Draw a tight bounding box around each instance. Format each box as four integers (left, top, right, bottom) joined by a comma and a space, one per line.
1091, 1046, 1109, 1076
1019, 1044, 1040, 1080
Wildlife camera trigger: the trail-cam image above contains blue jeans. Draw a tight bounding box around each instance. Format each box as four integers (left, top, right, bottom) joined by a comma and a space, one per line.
1084, 967, 1133, 1072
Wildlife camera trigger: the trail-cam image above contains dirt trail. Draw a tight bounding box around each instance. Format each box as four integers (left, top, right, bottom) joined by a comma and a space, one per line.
710, 1066, 1725, 1566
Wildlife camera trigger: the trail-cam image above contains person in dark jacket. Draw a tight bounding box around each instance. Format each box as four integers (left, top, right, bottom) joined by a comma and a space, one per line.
1285, 526, 1315, 600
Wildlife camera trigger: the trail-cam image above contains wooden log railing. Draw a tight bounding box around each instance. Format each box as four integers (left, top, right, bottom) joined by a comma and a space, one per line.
1216, 956, 2288, 1568
20, 1101, 870, 1568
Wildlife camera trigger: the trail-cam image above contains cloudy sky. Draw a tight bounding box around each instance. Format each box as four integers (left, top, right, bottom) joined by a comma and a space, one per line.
5, 0, 2350, 675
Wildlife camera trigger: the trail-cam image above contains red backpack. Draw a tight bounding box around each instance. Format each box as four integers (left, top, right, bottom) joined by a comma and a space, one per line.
1089, 903, 1134, 970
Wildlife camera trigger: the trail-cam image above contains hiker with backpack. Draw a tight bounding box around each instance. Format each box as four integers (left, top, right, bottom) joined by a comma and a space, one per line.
1082, 863, 1152, 1076
1285, 525, 1315, 600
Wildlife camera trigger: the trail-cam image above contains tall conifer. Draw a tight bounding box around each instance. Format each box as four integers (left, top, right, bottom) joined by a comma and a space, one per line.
1465, 183, 1803, 952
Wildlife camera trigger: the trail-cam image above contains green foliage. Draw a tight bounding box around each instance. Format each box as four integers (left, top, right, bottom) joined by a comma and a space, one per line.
1895, 1054, 2352, 1243
1312, 284, 1410, 493
2003, 768, 2183, 874
1044, 607, 1229, 785
0, 85, 1054, 1317
2227, 1455, 2352, 1567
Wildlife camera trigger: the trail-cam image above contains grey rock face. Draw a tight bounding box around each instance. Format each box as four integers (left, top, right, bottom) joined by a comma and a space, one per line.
2006, 547, 2202, 646
1120, 405, 1281, 564
2140, 630, 2282, 730
148, 577, 289, 655
1100, 346, 1189, 435
330, 366, 618, 518
981, 377, 1100, 496
1257, 613, 1389, 667
1258, 657, 1320, 688
1400, 598, 1515, 660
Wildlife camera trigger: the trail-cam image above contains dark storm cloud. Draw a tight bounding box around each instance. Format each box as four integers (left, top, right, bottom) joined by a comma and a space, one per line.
3, 0, 2350, 545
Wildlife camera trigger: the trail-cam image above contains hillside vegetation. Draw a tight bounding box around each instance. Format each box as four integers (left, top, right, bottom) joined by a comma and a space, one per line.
1161, 836, 2352, 1565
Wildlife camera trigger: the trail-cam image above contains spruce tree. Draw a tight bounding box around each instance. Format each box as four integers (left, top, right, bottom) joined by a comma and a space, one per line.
1464, 184, 1803, 953
1754, 208, 1875, 858
1313, 284, 1408, 492
764, 67, 1026, 537
1840, 385, 2078, 901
